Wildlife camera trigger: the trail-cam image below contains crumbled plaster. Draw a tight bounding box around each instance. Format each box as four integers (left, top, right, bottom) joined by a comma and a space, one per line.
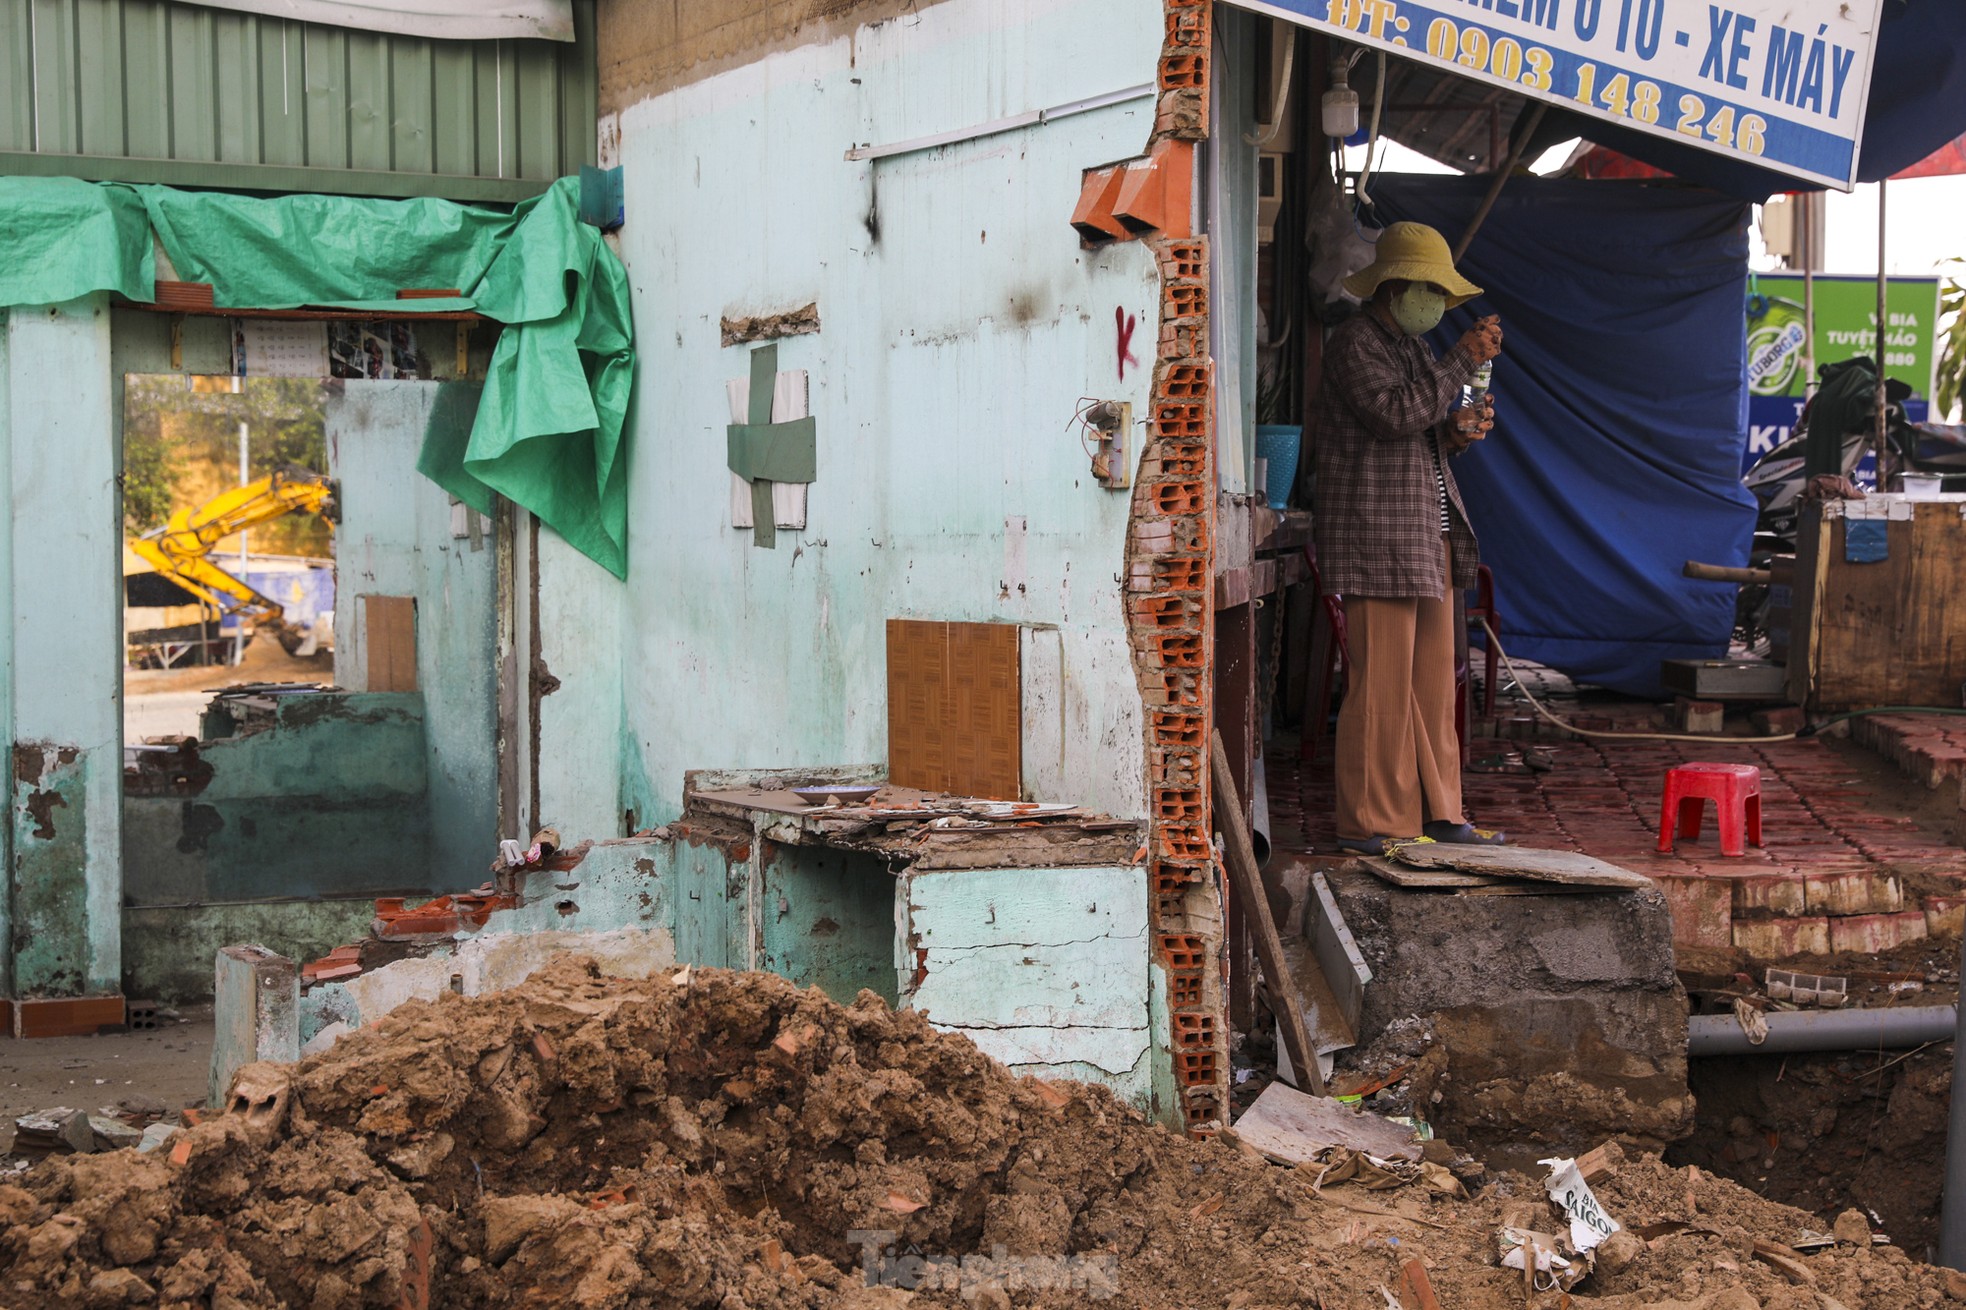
721, 303, 821, 347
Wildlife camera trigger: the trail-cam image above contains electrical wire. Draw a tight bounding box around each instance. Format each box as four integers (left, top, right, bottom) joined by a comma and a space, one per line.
1353, 51, 1388, 208
1245, 21, 1295, 147
1068, 396, 1102, 464
1479, 618, 1796, 742
1480, 616, 1966, 744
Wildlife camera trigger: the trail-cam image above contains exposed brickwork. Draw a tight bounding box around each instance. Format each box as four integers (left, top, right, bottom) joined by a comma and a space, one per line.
1096, 1, 1222, 1138
1155, 0, 1211, 140
1853, 713, 1966, 795
1124, 225, 1227, 1135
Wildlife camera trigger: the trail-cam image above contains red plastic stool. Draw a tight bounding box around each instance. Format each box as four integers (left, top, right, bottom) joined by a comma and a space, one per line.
1657, 763, 1763, 857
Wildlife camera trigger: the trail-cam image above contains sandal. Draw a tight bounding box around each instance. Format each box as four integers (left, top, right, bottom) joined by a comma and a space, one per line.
1422, 821, 1508, 846
1336, 834, 1431, 856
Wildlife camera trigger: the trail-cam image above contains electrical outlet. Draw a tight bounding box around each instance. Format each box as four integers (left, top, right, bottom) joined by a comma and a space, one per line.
1088, 401, 1133, 489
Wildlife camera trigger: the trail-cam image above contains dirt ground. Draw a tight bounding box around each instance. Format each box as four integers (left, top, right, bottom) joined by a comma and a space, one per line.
1671, 934, 1962, 1262
0, 1013, 212, 1155
3, 959, 1959, 1310
125, 633, 334, 699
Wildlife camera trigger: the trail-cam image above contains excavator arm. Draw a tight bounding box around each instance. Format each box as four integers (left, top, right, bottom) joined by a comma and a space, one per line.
130, 465, 337, 627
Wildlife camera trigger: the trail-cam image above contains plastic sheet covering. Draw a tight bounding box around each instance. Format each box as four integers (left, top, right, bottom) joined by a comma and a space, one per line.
0, 176, 632, 579
0, 178, 153, 306
138, 189, 520, 310
1367, 175, 1755, 698
179, 0, 574, 42
432, 179, 634, 579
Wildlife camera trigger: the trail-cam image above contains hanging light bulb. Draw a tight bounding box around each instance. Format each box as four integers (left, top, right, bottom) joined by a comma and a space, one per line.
1322, 58, 1359, 139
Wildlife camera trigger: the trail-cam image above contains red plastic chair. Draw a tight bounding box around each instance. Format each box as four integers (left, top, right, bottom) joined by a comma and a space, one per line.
1657, 763, 1764, 857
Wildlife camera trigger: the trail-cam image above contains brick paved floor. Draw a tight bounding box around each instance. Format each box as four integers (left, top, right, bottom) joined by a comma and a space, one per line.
1267, 669, 1966, 958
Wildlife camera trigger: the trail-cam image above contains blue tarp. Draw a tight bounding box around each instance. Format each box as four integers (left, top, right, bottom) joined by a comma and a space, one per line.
1367, 174, 1756, 697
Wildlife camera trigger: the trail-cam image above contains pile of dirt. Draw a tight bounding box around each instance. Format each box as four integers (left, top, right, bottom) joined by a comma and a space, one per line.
1, 957, 1960, 1309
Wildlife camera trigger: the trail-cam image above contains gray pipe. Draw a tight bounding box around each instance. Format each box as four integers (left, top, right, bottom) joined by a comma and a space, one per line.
1687, 1005, 1957, 1056
1941, 935, 1966, 1269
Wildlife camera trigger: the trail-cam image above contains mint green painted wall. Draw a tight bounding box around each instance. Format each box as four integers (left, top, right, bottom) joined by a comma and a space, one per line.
126, 900, 374, 1006
758, 844, 898, 1007
900, 864, 1153, 1111
124, 693, 433, 909
536, 529, 624, 839
280, 829, 1160, 1116
0, 308, 10, 992
540, 0, 1165, 831
7, 296, 121, 997
329, 381, 499, 886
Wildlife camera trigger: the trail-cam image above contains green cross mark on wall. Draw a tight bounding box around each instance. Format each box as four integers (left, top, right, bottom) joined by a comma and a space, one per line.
726, 343, 817, 548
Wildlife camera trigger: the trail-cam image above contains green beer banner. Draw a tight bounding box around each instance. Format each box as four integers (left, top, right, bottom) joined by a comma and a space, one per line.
1742, 273, 1939, 472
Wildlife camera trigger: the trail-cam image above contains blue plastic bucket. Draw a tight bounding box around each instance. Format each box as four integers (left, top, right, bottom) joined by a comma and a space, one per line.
1255, 425, 1302, 511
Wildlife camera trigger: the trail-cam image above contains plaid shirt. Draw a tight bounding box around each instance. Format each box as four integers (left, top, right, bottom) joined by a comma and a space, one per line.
1310, 312, 1482, 599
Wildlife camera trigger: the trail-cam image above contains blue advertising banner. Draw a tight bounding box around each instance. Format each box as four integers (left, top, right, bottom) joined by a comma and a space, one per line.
1241, 0, 1885, 190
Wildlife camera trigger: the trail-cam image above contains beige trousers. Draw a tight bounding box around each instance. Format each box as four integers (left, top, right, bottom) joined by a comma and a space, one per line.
1333, 557, 1464, 840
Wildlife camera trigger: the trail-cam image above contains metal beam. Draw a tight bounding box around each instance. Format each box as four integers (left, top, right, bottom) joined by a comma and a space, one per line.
0, 151, 554, 205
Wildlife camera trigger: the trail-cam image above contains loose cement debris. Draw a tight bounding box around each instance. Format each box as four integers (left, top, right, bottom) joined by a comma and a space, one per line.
0, 957, 1957, 1308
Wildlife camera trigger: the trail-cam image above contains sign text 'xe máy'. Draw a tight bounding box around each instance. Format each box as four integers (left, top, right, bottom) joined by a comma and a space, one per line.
1241, 0, 1884, 189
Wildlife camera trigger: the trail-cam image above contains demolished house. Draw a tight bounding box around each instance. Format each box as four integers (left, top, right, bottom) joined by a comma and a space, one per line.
5, 0, 1966, 1301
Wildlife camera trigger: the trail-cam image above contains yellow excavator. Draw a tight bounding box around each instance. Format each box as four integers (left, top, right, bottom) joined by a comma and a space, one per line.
128, 464, 338, 653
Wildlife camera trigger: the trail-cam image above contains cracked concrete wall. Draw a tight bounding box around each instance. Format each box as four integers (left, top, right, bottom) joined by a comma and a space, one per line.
277, 833, 1160, 1115
900, 865, 1153, 1112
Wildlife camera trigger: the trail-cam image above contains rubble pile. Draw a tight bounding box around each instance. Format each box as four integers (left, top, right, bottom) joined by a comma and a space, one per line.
0, 958, 1957, 1309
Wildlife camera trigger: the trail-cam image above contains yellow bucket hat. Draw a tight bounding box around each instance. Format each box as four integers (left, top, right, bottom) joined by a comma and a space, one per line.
1341, 221, 1483, 308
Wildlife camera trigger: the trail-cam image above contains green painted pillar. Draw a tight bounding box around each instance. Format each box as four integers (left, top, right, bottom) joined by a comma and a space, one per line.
5, 296, 123, 1006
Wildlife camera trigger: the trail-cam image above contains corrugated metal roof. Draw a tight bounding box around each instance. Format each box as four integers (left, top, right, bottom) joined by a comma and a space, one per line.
0, 0, 595, 202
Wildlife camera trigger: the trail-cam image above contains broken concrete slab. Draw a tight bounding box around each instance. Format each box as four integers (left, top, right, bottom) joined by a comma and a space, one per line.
1357, 857, 1508, 889
1232, 1081, 1422, 1164
13, 1107, 94, 1159
1378, 844, 1654, 890
1325, 866, 1691, 1156
87, 1115, 143, 1151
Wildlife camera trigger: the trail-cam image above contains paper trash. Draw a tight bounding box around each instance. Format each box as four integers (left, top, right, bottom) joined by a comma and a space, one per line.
1540, 1156, 1622, 1251
1499, 1228, 1571, 1275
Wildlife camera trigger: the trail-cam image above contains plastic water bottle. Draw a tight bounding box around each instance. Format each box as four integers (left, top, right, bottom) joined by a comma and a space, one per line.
1466, 360, 1493, 409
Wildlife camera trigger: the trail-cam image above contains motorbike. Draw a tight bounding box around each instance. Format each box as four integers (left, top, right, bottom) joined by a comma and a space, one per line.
1734, 362, 1966, 646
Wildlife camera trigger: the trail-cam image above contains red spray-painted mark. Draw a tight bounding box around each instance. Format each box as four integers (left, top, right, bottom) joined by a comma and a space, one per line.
1117, 306, 1139, 380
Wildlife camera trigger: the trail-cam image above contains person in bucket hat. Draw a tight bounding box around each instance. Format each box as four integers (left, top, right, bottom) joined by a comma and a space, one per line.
1312, 221, 1505, 855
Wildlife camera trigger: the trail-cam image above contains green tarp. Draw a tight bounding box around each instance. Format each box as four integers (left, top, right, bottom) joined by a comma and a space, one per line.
0, 177, 153, 306
137, 188, 519, 310
455, 180, 633, 578
0, 176, 633, 579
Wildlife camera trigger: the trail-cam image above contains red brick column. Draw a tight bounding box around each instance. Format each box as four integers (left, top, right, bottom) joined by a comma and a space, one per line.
1120, 0, 1226, 1137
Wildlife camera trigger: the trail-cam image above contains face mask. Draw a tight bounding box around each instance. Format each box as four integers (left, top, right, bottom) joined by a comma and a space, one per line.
1389, 284, 1446, 336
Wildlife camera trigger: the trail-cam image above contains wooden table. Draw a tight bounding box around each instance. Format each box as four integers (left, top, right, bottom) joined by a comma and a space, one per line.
1788, 494, 1966, 709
